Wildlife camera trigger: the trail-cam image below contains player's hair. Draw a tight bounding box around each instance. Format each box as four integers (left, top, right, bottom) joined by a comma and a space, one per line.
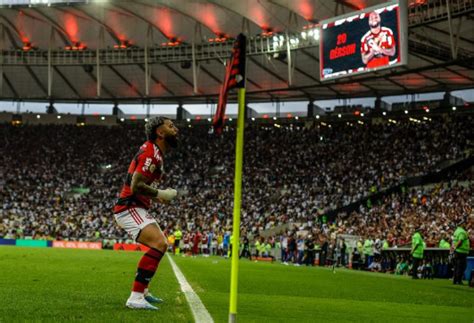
145, 116, 169, 141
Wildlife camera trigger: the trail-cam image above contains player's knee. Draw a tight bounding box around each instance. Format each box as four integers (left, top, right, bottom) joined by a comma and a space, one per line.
148, 237, 168, 253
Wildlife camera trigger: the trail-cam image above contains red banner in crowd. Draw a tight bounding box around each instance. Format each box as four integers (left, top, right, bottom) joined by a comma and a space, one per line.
52, 241, 102, 249
113, 243, 149, 252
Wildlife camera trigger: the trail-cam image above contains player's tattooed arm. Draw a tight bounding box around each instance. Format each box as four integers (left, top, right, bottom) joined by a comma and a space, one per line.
131, 172, 159, 198
131, 172, 178, 201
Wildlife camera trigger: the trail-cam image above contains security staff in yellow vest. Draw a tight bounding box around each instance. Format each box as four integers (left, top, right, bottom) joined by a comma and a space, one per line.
174, 228, 183, 255
451, 219, 470, 285
411, 227, 425, 279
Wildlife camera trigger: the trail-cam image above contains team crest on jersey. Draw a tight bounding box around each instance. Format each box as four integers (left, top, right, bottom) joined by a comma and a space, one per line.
149, 164, 156, 173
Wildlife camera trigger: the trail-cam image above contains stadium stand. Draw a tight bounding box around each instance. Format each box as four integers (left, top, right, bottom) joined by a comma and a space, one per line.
1, 113, 472, 257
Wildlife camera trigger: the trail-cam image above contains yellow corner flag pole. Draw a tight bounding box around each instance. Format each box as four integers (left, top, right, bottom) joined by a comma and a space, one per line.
229, 87, 245, 323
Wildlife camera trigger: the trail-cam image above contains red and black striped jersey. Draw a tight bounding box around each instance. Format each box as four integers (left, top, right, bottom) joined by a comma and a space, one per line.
113, 141, 164, 213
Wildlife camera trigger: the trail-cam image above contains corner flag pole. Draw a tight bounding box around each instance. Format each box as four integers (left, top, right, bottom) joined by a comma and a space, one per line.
229, 87, 245, 323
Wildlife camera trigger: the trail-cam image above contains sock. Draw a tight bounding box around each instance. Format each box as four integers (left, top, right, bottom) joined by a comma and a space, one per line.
132, 248, 164, 293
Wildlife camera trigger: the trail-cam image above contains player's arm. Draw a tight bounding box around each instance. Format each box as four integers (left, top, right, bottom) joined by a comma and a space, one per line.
130, 172, 177, 201
380, 31, 396, 57
361, 49, 375, 64
361, 39, 375, 64
380, 45, 395, 57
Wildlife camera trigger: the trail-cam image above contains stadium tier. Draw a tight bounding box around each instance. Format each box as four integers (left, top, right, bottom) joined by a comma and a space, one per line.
1, 114, 472, 245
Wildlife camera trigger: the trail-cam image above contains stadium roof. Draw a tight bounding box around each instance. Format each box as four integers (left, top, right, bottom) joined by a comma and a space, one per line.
0, 0, 472, 103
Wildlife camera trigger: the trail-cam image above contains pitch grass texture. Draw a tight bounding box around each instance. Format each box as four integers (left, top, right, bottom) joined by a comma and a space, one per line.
1, 247, 473, 322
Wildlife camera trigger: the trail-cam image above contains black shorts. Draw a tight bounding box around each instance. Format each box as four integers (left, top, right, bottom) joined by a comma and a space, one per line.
174, 239, 180, 247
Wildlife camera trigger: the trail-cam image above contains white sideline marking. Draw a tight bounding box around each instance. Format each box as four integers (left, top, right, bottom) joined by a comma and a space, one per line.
167, 254, 214, 323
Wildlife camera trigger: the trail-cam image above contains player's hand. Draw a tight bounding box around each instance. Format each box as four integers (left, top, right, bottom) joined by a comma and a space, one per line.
156, 188, 177, 201
153, 197, 170, 204
372, 47, 382, 56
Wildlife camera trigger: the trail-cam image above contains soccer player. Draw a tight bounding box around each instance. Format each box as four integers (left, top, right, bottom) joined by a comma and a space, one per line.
113, 117, 179, 310
360, 11, 396, 68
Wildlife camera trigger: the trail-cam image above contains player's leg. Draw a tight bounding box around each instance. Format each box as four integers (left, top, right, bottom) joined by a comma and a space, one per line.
115, 207, 166, 310
130, 222, 168, 304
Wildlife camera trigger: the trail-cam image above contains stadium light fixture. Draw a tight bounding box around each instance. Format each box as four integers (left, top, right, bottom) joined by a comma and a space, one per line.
229, 118, 233, 121
65, 42, 87, 51
101, 116, 105, 121
360, 113, 364, 117
316, 115, 320, 119
57, 115, 61, 119
452, 106, 457, 111
120, 118, 125, 122
404, 110, 408, 114
186, 118, 191, 122
338, 114, 342, 118
382, 111, 387, 116
207, 118, 212, 122
251, 117, 256, 121
313, 29, 320, 41
295, 116, 299, 120
425, 108, 430, 113
144, 118, 148, 122
36, 114, 41, 119
273, 116, 277, 120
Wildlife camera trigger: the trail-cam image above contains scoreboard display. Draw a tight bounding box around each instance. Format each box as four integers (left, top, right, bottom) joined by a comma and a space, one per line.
319, 1, 407, 81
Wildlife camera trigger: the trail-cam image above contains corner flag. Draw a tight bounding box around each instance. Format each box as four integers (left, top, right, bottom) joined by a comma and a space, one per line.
213, 34, 247, 135
226, 34, 247, 323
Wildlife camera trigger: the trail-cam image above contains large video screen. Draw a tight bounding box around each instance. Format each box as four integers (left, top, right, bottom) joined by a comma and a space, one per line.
319, 1, 407, 81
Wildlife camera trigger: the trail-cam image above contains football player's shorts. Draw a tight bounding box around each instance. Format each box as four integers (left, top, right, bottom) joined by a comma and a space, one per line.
114, 207, 157, 241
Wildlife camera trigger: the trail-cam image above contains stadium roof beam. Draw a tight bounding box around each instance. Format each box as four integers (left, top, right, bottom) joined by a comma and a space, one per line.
409, 36, 473, 69
299, 49, 343, 96
382, 75, 409, 91
424, 25, 474, 47
334, 0, 361, 12
84, 68, 116, 99
53, 66, 82, 99
136, 64, 176, 97
58, 6, 122, 44
206, 0, 266, 32
20, 8, 71, 46
2, 73, 19, 98
107, 3, 178, 44
24, 65, 48, 97
409, 52, 474, 83
162, 63, 203, 95
199, 65, 223, 86
0, 14, 22, 48
0, 18, 50, 97
133, 0, 216, 37
107, 65, 144, 98
248, 56, 312, 98
245, 58, 473, 97
408, 1, 474, 28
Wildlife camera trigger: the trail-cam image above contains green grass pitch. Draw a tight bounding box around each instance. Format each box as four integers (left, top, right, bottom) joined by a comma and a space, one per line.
0, 247, 472, 322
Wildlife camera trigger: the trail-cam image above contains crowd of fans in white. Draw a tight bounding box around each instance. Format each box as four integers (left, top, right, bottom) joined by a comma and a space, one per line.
0, 114, 472, 254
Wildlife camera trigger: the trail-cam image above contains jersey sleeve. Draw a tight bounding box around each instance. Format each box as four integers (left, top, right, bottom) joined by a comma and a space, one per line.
384, 29, 395, 49
360, 35, 369, 54
135, 149, 160, 179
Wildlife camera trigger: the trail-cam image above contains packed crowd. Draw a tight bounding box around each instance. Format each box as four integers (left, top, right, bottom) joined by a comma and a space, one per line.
0, 114, 472, 248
